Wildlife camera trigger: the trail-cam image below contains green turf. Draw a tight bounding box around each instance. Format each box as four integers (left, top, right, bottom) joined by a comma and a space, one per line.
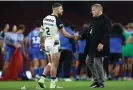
0, 81, 133, 90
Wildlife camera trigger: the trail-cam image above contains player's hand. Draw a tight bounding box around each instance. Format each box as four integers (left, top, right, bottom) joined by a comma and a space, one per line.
129, 36, 133, 44
23, 51, 28, 59
1, 47, 5, 53
14, 44, 18, 48
97, 43, 104, 51
14, 43, 21, 48
70, 35, 75, 39
74, 36, 80, 41
40, 43, 45, 49
17, 43, 21, 48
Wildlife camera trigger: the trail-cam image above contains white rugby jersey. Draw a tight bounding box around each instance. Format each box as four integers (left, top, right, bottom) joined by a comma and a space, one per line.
43, 15, 64, 41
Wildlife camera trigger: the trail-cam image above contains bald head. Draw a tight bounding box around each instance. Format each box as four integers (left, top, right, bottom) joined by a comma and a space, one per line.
91, 4, 103, 17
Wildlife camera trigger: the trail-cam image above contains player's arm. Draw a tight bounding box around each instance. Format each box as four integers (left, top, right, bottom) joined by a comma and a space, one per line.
40, 27, 45, 50
59, 28, 75, 39
40, 36, 45, 51
27, 32, 32, 48
56, 18, 75, 39
1, 37, 6, 53
18, 35, 26, 53
6, 39, 17, 48
122, 35, 126, 45
24, 37, 28, 53
22, 37, 28, 55
74, 27, 90, 41
129, 34, 133, 44
40, 32, 45, 50
5, 33, 18, 48
1, 32, 6, 48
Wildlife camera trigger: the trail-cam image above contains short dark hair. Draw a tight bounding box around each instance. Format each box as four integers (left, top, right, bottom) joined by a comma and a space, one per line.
18, 24, 25, 30
52, 3, 62, 9
34, 20, 42, 27
112, 23, 124, 34
70, 24, 76, 31
64, 21, 70, 27
1, 21, 9, 30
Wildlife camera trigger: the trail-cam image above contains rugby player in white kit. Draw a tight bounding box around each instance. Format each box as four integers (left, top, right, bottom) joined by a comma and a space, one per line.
38, 3, 75, 88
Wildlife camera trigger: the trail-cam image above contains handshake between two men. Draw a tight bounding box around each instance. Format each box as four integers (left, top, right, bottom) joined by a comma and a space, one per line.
72, 34, 104, 52
73, 35, 81, 41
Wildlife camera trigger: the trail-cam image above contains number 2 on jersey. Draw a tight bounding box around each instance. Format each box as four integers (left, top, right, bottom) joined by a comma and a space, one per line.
46, 27, 50, 36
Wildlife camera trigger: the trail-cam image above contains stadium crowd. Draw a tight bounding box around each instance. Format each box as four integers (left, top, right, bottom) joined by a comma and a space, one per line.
0, 17, 133, 82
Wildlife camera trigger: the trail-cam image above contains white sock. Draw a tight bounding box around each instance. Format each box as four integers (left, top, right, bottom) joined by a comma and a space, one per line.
40, 76, 46, 80
26, 71, 32, 79
51, 79, 56, 84
0, 71, 2, 78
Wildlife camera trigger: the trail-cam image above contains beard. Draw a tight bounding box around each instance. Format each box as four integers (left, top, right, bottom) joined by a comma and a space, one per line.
57, 12, 62, 17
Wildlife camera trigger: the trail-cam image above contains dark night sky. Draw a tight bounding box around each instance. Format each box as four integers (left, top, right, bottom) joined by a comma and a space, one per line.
0, 1, 133, 13
0, 1, 133, 34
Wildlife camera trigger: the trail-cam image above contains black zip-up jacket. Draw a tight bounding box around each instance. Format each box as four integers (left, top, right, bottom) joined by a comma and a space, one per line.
80, 14, 112, 57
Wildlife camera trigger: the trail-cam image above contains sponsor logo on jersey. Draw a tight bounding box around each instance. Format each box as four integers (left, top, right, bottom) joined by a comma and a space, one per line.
44, 18, 54, 22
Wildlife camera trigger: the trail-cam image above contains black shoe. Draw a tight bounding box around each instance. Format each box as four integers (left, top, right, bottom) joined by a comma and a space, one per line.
99, 83, 105, 88
90, 82, 99, 88
38, 82, 44, 88
108, 77, 113, 81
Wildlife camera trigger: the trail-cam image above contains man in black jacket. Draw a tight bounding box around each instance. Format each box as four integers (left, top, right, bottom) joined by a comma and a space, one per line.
76, 4, 111, 88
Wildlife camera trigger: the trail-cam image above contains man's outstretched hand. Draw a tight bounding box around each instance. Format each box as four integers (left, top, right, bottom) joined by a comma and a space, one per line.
97, 43, 104, 52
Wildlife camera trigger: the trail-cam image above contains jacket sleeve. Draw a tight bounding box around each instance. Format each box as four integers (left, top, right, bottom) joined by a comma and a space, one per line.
79, 28, 86, 40
80, 26, 92, 40
100, 18, 112, 45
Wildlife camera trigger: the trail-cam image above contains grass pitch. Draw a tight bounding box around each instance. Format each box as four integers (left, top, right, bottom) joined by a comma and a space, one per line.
0, 80, 133, 90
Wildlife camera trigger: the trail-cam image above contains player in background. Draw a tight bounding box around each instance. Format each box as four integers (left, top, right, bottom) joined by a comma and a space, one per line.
25, 32, 34, 76
24, 35, 34, 80
38, 3, 75, 88
3, 24, 25, 75
17, 24, 26, 78
0, 23, 10, 76
16, 24, 25, 59
27, 21, 46, 79
122, 23, 133, 80
77, 22, 90, 80
70, 24, 78, 80
57, 21, 76, 82
10, 25, 17, 33
108, 23, 125, 80
3, 24, 17, 72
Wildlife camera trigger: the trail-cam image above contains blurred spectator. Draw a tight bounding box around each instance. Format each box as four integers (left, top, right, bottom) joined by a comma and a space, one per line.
1, 24, 25, 80
58, 21, 75, 81
0, 23, 10, 77
122, 23, 133, 80
108, 23, 125, 80
70, 24, 78, 80
11, 25, 17, 33
77, 22, 91, 80
27, 20, 46, 79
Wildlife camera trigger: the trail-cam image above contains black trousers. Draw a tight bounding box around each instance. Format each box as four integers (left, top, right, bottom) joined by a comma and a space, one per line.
103, 56, 109, 76
57, 49, 73, 78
